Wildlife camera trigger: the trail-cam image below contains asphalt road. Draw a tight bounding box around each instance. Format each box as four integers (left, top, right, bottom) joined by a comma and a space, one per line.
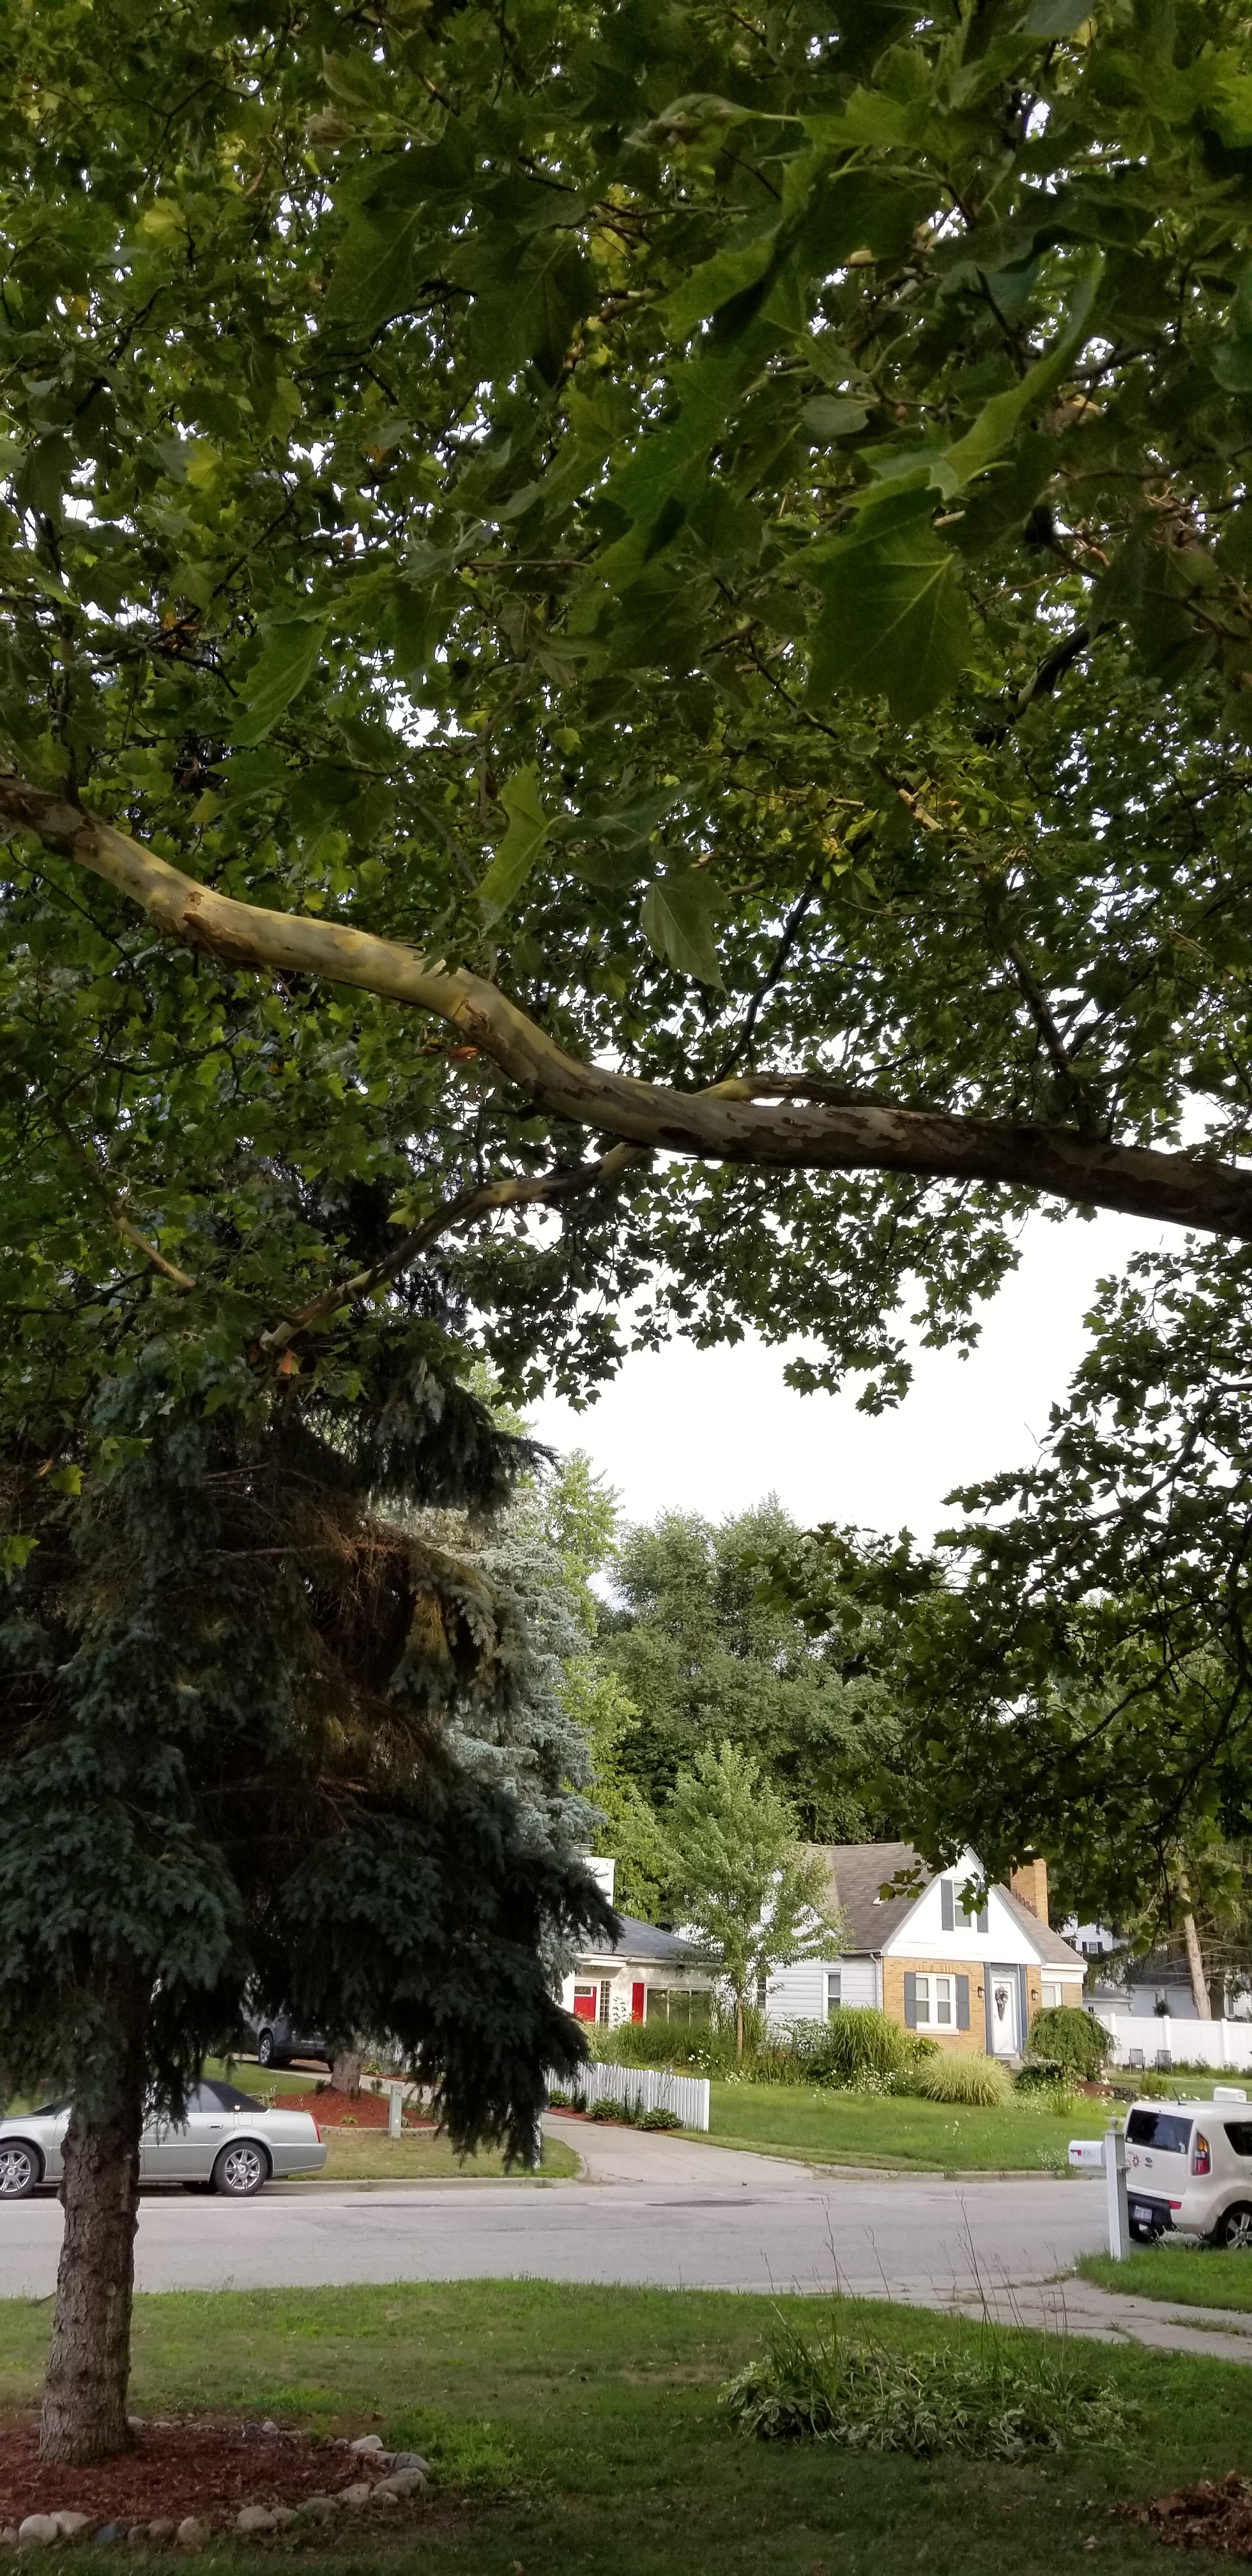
0, 2119, 1106, 2306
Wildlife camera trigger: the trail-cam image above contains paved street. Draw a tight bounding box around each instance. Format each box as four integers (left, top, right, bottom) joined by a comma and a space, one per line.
0, 2118, 1107, 2310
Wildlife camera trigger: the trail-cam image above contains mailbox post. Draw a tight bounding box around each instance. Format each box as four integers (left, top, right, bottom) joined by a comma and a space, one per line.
1104, 2119, 1129, 2259
1066, 2127, 1130, 2259
387, 2082, 404, 2140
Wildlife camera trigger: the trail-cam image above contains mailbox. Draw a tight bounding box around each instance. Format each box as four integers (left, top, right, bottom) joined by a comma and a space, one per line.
1068, 2138, 1105, 2170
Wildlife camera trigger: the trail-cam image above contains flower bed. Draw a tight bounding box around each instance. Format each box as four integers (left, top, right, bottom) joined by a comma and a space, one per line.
0, 2420, 427, 2538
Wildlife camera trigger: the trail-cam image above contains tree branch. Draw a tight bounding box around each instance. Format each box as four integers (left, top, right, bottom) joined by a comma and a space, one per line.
7, 778, 1252, 1239
47, 1101, 197, 1290
259, 1144, 648, 1355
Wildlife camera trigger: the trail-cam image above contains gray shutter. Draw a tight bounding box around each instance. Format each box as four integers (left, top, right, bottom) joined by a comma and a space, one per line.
977, 1903, 989, 1935
956, 1975, 970, 2031
940, 1880, 955, 1931
904, 1973, 918, 2029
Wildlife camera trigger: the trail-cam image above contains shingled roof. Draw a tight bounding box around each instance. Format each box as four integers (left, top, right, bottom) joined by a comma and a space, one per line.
808, 1841, 1085, 1968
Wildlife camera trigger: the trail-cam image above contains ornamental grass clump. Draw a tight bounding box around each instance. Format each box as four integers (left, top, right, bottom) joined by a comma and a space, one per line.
916, 2053, 1012, 2108
723, 2310, 1137, 2460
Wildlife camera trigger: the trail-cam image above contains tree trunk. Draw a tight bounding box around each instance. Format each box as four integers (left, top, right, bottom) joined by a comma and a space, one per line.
1182, 1909, 1214, 2021
39, 2025, 146, 2464
331, 2048, 364, 2096
734, 1988, 744, 2060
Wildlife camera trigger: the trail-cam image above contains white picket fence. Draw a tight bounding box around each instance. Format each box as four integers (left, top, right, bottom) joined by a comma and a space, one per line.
1092, 2009, 1252, 2071
549, 2060, 710, 2131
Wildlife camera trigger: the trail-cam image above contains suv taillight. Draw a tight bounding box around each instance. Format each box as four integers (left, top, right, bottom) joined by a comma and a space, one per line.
312, 2120, 322, 2143
1193, 2130, 1211, 2175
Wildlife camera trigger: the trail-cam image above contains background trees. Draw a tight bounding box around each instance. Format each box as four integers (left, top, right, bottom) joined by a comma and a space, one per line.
662, 1742, 841, 2055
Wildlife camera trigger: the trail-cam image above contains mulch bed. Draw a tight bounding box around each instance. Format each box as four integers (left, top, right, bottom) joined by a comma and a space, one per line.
0, 2418, 395, 2528
279, 2087, 432, 2132
1124, 2472, 1252, 2554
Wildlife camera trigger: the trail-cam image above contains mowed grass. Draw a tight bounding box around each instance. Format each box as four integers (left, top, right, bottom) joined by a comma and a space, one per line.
3, 2279, 1252, 2576
703, 2080, 1093, 2172
307, 2130, 578, 2183
1081, 2245, 1252, 2311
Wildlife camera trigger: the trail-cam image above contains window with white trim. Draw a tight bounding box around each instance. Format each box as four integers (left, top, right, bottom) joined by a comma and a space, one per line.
1041, 1979, 1063, 2009
826, 1972, 841, 2018
913, 1973, 954, 2027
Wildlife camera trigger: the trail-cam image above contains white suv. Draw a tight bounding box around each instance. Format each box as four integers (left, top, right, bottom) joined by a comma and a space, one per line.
1125, 2096, 1252, 2246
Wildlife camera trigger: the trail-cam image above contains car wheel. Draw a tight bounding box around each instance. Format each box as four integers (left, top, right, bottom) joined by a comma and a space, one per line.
1211, 2202, 1252, 2250
256, 2028, 276, 2068
0, 2141, 42, 2199
212, 2140, 268, 2197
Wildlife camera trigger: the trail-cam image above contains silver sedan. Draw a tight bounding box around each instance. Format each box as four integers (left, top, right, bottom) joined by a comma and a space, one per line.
0, 2077, 326, 2199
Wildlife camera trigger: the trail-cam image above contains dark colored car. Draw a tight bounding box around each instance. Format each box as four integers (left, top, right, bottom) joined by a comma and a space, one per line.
245, 2013, 331, 2071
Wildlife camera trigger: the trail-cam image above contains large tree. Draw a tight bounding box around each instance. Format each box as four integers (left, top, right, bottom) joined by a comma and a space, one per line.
1, 0, 1252, 1430
0, 1333, 610, 2465
601, 1502, 901, 1836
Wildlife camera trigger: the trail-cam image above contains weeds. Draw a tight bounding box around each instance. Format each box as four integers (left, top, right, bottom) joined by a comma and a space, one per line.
917, 2055, 1013, 2109
723, 2306, 1138, 2460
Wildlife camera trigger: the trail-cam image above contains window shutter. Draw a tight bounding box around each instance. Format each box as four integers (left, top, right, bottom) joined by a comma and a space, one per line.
977, 1904, 989, 1935
956, 1975, 970, 2031
904, 1972, 918, 2029
940, 1880, 955, 1931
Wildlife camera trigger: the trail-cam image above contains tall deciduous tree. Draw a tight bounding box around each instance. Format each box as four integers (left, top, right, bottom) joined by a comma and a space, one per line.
663, 1740, 841, 2053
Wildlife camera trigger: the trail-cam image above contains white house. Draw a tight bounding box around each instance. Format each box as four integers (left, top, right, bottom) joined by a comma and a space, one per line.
763, 1841, 1087, 2058
559, 1859, 719, 2030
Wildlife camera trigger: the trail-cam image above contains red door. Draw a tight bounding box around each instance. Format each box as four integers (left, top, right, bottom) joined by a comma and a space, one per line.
572, 1986, 597, 2023
631, 1982, 645, 2023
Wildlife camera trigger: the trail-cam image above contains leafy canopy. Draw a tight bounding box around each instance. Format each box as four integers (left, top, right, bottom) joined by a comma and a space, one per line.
2, 0, 1252, 1433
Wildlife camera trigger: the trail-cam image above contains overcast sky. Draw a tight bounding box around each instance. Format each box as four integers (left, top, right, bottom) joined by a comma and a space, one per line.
530, 1204, 1171, 1546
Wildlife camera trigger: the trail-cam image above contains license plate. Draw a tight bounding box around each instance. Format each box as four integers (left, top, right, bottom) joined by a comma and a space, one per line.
1131, 2204, 1155, 2223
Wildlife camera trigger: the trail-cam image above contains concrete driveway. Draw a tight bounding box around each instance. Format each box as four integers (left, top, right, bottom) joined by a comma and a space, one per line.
0, 2117, 1106, 2308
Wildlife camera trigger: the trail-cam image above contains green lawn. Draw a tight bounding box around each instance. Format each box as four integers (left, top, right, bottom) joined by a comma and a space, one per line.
703, 2080, 1094, 2173
3, 2279, 1251, 2575
1081, 2245, 1252, 2311
308, 2130, 578, 2182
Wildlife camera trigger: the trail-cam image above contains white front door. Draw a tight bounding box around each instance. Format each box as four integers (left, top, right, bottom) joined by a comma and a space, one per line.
988, 1970, 1020, 2057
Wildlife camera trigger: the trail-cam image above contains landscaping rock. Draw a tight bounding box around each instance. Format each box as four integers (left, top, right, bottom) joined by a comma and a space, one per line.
260, 2422, 278, 2437
294, 2501, 333, 2524
234, 2508, 277, 2534
93, 2528, 125, 2549
174, 2520, 206, 2552
17, 2519, 59, 2549
390, 2454, 429, 2474
270, 2510, 296, 2529
53, 2515, 93, 2539
146, 2526, 176, 2545
1, 2534, 18, 2552
337, 2485, 373, 2509
375, 2471, 425, 2499
347, 2437, 383, 2455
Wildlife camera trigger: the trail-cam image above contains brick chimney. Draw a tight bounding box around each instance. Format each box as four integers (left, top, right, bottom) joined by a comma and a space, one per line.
1011, 1859, 1050, 1926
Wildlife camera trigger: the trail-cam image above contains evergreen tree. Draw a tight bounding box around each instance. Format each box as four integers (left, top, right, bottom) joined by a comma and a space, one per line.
0, 1337, 610, 2466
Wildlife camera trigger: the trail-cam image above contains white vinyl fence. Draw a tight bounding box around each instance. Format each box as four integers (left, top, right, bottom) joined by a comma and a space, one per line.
1092, 2009, 1252, 2071
549, 2060, 710, 2131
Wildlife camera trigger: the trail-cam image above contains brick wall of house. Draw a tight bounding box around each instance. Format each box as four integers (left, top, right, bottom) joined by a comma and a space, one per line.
882, 1954, 1043, 2053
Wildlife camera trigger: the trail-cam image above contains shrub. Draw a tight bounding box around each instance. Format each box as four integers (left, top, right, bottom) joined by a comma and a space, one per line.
916, 2053, 1012, 2108
547, 2086, 573, 2110
1025, 2006, 1110, 2082
639, 2106, 682, 2131
588, 2094, 637, 2123
784, 2007, 919, 2089
1014, 2066, 1080, 2116
722, 2310, 1137, 2458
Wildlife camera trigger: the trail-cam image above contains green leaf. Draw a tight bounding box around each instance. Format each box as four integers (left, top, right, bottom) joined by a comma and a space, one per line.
641, 870, 724, 985
478, 767, 551, 918
942, 254, 1103, 490
1023, 0, 1092, 31
325, 207, 429, 334
660, 231, 779, 341
805, 487, 970, 721
232, 616, 328, 747
802, 397, 869, 441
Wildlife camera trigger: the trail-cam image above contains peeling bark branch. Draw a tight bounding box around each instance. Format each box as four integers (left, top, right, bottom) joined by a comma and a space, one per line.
7, 779, 1252, 1239
47, 1103, 197, 1289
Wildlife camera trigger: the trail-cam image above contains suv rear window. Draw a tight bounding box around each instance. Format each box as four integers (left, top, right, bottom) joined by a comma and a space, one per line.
1225, 2122, 1252, 2158
1126, 2110, 1193, 2153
